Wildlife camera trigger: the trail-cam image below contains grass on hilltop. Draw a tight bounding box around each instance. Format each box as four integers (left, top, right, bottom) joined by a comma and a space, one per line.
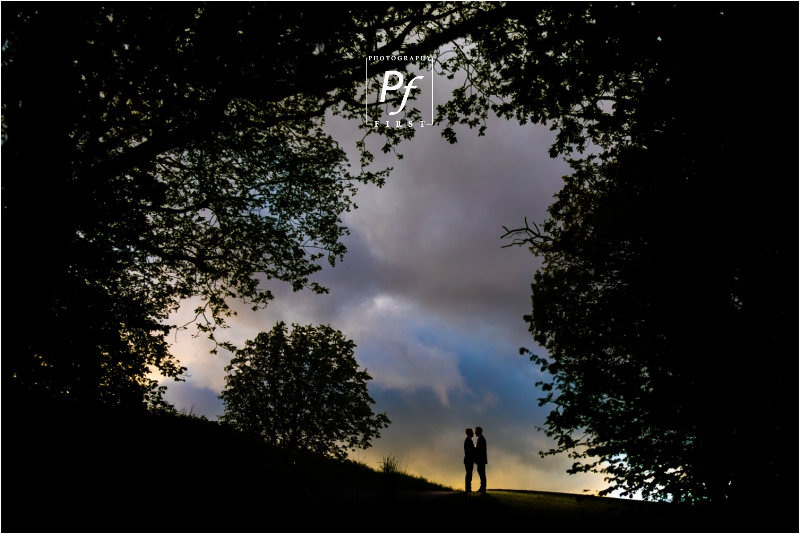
428, 489, 701, 532
7, 398, 452, 532
6, 399, 782, 533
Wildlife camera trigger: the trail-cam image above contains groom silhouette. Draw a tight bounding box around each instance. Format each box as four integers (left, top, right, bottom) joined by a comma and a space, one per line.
475, 426, 487, 493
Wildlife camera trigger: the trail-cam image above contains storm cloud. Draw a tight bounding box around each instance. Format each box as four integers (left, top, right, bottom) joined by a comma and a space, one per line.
160, 103, 611, 494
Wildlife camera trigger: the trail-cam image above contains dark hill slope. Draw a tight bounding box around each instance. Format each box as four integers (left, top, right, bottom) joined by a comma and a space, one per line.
4, 400, 786, 532
5, 399, 445, 532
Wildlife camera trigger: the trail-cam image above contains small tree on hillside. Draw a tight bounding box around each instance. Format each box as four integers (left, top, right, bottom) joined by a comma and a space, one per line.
219, 322, 390, 460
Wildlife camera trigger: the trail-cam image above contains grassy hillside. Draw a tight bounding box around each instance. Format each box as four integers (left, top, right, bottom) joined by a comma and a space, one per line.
5, 400, 448, 532
423, 490, 696, 532
4, 401, 783, 532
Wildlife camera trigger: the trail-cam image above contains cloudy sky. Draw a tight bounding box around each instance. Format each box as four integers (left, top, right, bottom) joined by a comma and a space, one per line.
158, 67, 612, 495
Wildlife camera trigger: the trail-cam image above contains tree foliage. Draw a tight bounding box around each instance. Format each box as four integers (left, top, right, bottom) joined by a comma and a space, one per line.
464, 4, 795, 503
1, 2, 509, 407
219, 322, 390, 460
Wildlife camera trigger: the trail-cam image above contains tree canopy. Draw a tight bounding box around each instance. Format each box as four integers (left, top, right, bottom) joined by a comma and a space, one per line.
484, 4, 795, 504
2, 3, 508, 407
3, 0, 608, 405
219, 322, 390, 460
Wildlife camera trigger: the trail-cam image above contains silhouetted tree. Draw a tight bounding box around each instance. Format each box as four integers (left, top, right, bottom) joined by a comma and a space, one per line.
473, 4, 795, 504
1, 3, 513, 407
219, 322, 390, 460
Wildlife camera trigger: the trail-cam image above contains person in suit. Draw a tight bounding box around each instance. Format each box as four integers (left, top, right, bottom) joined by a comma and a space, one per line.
463, 428, 476, 492
475, 426, 487, 493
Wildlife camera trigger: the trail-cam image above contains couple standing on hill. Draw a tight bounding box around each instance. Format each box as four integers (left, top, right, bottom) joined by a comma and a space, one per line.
463, 427, 487, 493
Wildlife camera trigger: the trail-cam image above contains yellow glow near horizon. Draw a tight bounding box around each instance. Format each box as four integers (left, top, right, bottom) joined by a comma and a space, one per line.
354, 442, 611, 496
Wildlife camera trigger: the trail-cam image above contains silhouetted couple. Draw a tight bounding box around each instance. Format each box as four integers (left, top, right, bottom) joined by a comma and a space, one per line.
463, 427, 487, 493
